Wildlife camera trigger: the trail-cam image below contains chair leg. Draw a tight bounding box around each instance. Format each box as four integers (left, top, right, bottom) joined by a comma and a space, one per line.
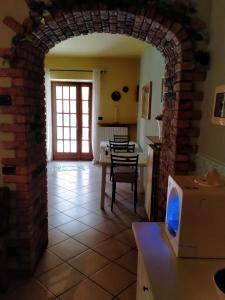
111, 181, 116, 211
134, 183, 138, 213
110, 167, 112, 181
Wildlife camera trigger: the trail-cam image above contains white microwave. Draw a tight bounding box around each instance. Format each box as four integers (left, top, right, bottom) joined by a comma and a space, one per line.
165, 175, 225, 258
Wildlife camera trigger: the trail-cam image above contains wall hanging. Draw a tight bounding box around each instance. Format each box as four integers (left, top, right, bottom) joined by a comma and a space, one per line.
141, 82, 152, 119
212, 85, 225, 126
122, 86, 129, 93
111, 91, 121, 101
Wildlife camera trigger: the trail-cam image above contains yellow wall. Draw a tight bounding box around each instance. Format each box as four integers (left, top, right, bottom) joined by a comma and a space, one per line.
45, 56, 140, 126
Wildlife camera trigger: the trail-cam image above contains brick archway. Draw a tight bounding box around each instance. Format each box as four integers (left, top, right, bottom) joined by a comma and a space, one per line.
0, 3, 205, 276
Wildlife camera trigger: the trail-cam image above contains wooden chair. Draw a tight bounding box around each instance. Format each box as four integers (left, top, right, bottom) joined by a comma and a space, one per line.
113, 134, 129, 143
110, 154, 139, 212
109, 140, 135, 153
109, 141, 135, 181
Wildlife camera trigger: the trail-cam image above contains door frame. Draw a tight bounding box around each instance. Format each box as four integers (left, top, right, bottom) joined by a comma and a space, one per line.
51, 81, 93, 161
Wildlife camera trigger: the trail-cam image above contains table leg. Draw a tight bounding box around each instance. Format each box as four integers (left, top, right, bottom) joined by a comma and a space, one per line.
100, 165, 106, 209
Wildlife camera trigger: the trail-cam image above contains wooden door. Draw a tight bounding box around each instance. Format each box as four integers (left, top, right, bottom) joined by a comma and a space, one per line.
52, 82, 93, 161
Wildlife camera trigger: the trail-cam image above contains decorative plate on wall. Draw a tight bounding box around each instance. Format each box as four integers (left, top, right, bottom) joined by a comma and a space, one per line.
122, 86, 129, 93
111, 91, 121, 101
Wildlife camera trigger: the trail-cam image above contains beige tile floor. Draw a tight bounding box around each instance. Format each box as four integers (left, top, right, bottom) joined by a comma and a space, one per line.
2, 161, 147, 300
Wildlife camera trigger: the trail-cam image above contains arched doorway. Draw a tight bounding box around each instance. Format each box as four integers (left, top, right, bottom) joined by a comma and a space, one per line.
0, 1, 205, 275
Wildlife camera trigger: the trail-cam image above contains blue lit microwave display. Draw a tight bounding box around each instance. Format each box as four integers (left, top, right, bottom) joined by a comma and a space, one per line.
164, 175, 225, 258
165, 188, 180, 237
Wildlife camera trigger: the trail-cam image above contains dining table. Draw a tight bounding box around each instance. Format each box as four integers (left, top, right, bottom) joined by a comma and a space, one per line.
99, 151, 147, 209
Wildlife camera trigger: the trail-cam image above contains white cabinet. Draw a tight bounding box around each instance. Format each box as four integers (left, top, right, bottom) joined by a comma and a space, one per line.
133, 222, 225, 300
136, 253, 154, 300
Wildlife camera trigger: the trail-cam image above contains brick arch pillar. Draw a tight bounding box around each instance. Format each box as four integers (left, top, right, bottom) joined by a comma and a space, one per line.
0, 3, 205, 275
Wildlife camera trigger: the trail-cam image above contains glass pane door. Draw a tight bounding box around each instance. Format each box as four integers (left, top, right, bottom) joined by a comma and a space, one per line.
52, 82, 92, 160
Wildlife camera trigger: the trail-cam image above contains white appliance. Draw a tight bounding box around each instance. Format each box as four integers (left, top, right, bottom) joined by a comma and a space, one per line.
165, 175, 225, 258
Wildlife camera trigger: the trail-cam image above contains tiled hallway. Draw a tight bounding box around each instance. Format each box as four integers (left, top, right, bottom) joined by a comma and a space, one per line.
2, 161, 147, 300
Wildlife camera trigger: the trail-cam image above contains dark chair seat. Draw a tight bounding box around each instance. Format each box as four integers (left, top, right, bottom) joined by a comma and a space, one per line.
110, 154, 139, 212
113, 171, 136, 182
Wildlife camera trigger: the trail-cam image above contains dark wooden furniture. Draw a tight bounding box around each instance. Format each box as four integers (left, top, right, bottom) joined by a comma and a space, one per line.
109, 142, 135, 180
109, 141, 135, 153
110, 154, 139, 212
113, 134, 129, 142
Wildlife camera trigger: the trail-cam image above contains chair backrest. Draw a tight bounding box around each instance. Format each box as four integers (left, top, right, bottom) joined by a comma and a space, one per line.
109, 141, 135, 153
113, 134, 129, 143
110, 154, 139, 178
109, 140, 129, 152
126, 144, 135, 153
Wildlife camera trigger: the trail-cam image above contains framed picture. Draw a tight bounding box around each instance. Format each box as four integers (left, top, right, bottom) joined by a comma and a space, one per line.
212, 85, 225, 126
141, 81, 152, 119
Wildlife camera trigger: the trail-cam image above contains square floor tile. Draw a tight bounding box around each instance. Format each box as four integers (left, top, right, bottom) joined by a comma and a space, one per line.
60, 279, 112, 300
53, 186, 69, 194
93, 238, 130, 261
67, 196, 91, 206
38, 263, 85, 296
136, 206, 148, 219
117, 283, 136, 300
90, 207, 119, 219
48, 207, 60, 217
51, 201, 76, 212
63, 207, 91, 219
57, 191, 76, 200
77, 212, 107, 226
114, 229, 136, 248
91, 263, 136, 296
113, 213, 143, 227
94, 220, 126, 236
48, 195, 65, 204
48, 228, 69, 247
72, 228, 109, 247
115, 249, 138, 274
57, 220, 90, 236
48, 213, 74, 227
48, 238, 87, 261
1, 279, 55, 300
68, 249, 110, 277
34, 250, 63, 276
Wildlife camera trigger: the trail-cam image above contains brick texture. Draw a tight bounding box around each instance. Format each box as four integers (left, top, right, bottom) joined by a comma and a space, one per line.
0, 2, 206, 276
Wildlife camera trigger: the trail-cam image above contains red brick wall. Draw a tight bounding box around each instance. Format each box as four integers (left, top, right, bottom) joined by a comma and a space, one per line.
0, 3, 205, 276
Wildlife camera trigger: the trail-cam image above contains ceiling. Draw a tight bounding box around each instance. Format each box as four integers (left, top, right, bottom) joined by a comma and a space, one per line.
47, 33, 147, 57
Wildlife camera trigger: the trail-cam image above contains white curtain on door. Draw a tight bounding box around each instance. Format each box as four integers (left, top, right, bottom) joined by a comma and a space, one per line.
45, 68, 53, 161
92, 69, 101, 163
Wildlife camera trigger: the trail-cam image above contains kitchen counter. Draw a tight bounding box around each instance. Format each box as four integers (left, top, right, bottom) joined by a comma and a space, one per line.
132, 222, 225, 300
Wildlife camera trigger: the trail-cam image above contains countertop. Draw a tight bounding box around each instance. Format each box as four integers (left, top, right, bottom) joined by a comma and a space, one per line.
132, 222, 225, 300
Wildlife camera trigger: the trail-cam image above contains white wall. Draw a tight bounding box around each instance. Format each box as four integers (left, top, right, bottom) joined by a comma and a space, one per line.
137, 0, 225, 176
198, 0, 225, 165
137, 46, 165, 153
